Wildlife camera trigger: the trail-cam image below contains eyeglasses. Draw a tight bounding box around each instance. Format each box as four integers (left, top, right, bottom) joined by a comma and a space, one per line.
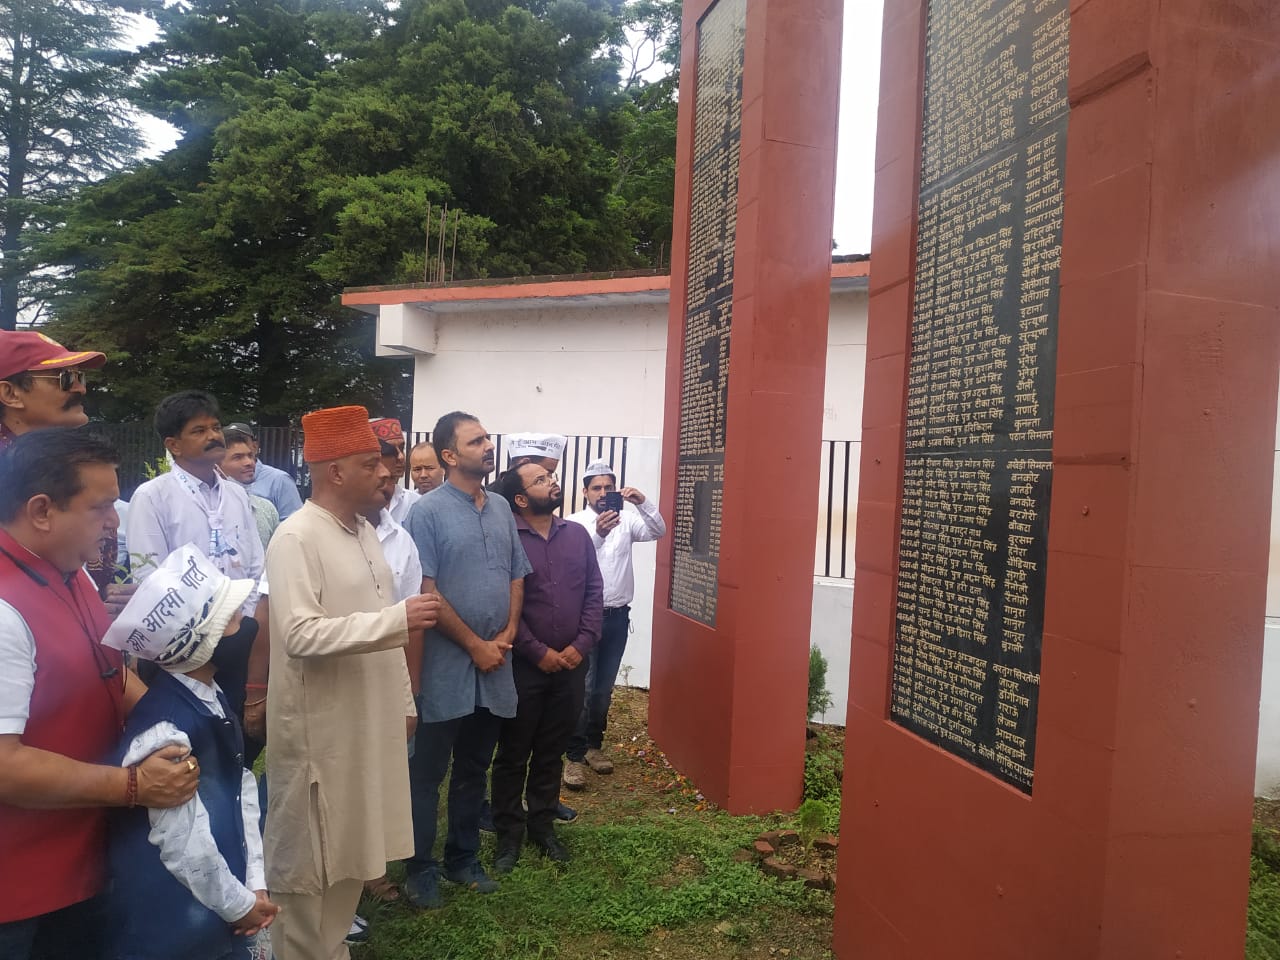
28, 369, 88, 391
523, 472, 559, 491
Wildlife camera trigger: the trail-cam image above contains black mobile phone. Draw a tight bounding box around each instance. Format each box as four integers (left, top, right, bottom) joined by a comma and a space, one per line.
600, 491, 625, 513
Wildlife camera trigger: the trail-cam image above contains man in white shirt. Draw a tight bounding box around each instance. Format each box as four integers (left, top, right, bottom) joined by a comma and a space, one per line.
371, 417, 419, 524
128, 391, 264, 593
127, 391, 265, 742
563, 460, 666, 789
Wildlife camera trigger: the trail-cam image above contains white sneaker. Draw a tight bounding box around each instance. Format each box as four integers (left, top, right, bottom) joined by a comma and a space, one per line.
345, 914, 369, 944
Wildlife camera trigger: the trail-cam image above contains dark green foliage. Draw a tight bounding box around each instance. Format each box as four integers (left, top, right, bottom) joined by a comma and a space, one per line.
0, 0, 147, 329
40, 0, 680, 419
808, 645, 834, 721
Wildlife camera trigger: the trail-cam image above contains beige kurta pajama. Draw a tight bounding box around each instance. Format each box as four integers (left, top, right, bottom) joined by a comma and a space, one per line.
263, 501, 416, 959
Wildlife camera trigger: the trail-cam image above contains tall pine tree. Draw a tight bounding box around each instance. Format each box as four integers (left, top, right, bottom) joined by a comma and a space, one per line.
0, 0, 148, 329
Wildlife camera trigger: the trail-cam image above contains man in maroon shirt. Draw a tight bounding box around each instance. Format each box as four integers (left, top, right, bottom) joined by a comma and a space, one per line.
490, 464, 602, 872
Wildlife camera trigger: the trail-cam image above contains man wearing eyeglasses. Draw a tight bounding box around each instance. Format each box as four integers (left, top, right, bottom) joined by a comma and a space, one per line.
0, 332, 126, 598
489, 463, 601, 871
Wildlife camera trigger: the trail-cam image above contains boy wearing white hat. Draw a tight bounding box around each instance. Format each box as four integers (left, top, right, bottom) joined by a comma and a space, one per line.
103, 546, 278, 960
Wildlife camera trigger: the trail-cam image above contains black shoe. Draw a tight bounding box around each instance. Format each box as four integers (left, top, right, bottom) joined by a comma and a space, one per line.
555, 801, 578, 822
493, 837, 522, 876
529, 830, 570, 863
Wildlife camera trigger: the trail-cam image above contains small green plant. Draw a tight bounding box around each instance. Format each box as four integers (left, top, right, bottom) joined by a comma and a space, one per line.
808, 645, 833, 721
796, 798, 829, 861
141, 454, 171, 480
619, 663, 633, 686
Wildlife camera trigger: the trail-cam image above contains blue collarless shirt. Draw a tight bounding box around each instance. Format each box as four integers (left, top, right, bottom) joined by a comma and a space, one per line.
405, 480, 532, 722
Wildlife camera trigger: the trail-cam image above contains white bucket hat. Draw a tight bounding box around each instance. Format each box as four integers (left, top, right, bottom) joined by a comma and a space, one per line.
102, 545, 255, 674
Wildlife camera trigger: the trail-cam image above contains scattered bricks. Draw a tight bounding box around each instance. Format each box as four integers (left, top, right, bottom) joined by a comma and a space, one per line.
775, 830, 801, 847
732, 847, 756, 863
752, 839, 776, 858
798, 867, 826, 889
828, 869, 837, 890
761, 856, 798, 880
759, 830, 782, 847
814, 835, 839, 853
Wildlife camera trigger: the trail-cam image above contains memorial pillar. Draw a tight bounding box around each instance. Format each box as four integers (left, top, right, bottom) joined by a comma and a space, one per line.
649, 0, 843, 813
835, 0, 1280, 956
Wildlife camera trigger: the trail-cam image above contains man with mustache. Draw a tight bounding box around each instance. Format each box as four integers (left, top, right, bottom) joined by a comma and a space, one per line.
0, 332, 124, 597
370, 417, 420, 524
127, 391, 264, 726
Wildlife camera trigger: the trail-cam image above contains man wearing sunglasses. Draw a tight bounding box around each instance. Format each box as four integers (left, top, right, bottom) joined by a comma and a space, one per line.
0, 333, 127, 599
0, 332, 105, 451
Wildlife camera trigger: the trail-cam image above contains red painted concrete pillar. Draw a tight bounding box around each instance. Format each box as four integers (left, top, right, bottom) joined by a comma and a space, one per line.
649, 0, 843, 814
836, 0, 1280, 957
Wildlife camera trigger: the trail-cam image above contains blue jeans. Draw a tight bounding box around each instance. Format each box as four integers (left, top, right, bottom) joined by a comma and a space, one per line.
406, 708, 502, 877
0, 895, 107, 960
567, 606, 630, 762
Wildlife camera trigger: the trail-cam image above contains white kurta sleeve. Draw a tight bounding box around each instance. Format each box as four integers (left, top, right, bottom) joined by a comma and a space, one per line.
122, 722, 257, 924
266, 530, 410, 659
241, 769, 265, 892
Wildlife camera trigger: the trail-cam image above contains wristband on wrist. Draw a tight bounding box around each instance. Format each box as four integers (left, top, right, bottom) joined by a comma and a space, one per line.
245, 683, 268, 692
244, 696, 267, 708
126, 764, 138, 808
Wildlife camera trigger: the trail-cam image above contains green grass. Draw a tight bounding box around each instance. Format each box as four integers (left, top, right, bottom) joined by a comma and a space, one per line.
354, 811, 833, 960
1249, 824, 1280, 960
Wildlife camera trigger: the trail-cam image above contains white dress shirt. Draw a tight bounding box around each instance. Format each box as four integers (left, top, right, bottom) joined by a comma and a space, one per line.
121, 673, 264, 923
388, 485, 420, 526
127, 465, 264, 613
567, 499, 666, 608
374, 509, 423, 603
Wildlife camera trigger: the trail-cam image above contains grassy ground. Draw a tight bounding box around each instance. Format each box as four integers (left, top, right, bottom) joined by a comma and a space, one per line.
344, 689, 1280, 958
351, 688, 841, 960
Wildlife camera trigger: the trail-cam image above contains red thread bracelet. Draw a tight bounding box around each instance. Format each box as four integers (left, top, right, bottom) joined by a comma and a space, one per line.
126, 764, 138, 808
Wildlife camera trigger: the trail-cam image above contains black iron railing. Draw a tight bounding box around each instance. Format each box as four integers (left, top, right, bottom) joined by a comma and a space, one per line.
91, 423, 856, 580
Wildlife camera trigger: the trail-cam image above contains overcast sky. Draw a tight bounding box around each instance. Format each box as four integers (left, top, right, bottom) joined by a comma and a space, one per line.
133, 0, 884, 255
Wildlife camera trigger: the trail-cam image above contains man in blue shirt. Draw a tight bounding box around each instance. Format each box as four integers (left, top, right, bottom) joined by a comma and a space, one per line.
403, 412, 531, 908
226, 423, 303, 520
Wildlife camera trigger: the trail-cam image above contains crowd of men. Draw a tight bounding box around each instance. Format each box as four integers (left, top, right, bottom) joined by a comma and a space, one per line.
0, 331, 665, 960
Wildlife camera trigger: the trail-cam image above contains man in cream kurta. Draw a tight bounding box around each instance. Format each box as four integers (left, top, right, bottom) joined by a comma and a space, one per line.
263, 405, 438, 960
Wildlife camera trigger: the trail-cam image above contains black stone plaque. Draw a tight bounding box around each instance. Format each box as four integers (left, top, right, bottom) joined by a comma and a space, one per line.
669, 0, 746, 627
890, 0, 1070, 792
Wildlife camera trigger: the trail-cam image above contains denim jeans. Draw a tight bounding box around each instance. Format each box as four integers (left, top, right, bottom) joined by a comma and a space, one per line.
0, 895, 107, 960
406, 707, 502, 876
566, 606, 630, 762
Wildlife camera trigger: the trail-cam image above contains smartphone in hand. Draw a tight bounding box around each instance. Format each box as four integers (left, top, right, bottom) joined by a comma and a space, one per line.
600, 491, 625, 513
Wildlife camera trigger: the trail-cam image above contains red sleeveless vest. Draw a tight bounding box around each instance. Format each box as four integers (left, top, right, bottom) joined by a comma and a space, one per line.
0, 528, 124, 922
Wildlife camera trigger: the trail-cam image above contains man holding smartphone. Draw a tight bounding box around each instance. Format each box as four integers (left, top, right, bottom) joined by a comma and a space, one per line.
563, 460, 666, 790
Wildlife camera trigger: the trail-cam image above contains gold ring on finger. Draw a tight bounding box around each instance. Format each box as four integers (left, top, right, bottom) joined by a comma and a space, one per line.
187, 759, 197, 772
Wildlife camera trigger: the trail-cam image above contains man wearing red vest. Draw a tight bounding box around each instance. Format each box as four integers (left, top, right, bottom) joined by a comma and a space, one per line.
0, 331, 128, 606
0, 430, 201, 959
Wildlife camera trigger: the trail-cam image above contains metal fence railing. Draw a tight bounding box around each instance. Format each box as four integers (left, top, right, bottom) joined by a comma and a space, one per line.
93, 423, 857, 581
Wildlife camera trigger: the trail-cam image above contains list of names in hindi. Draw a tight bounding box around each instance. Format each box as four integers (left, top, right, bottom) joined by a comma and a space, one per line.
890, 0, 1068, 792
669, 0, 745, 627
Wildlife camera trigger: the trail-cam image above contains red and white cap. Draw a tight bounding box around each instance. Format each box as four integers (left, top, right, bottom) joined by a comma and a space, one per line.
0, 331, 106, 380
